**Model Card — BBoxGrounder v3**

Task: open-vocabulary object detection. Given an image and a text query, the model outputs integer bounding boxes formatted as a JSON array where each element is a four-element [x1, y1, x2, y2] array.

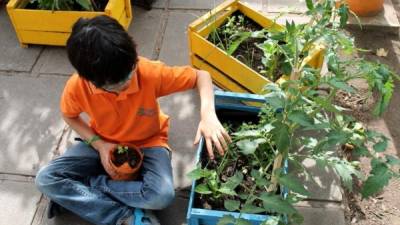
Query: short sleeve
[[60, 75, 82, 117], [154, 61, 197, 97]]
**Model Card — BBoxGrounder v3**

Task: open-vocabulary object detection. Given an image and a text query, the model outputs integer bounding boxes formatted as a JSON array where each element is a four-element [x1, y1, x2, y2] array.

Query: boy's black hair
[[67, 15, 138, 87]]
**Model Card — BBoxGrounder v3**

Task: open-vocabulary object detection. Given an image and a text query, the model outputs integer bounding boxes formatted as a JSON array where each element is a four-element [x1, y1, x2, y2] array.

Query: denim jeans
[[35, 142, 175, 225]]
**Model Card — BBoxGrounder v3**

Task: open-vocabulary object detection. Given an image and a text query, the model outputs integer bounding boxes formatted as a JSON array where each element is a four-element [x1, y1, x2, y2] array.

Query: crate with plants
[[188, 0, 324, 94], [6, 0, 132, 47]]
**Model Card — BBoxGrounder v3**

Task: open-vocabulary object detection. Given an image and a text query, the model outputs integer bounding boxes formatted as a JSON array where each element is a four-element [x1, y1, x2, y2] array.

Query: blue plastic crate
[[186, 91, 288, 225]]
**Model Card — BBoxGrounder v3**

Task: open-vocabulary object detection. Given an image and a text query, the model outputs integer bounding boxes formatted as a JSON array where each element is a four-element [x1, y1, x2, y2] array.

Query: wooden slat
[[197, 5, 238, 37], [188, 0, 237, 31], [19, 30, 70, 46], [11, 9, 102, 32], [191, 32, 270, 93], [238, 1, 284, 32], [192, 55, 249, 93]]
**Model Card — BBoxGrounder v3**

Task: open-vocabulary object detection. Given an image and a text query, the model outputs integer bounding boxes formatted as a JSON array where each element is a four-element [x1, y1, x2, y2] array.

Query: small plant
[[113, 145, 138, 168], [208, 12, 292, 82], [27, 0, 108, 11], [117, 145, 129, 154], [189, 1, 400, 224]]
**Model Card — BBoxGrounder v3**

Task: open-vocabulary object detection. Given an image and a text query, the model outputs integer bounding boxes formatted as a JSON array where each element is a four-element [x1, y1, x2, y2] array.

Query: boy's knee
[[144, 180, 175, 210], [35, 166, 58, 194]]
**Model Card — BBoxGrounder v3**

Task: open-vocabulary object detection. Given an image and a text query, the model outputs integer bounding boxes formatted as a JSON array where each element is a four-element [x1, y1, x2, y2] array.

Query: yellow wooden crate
[[188, 0, 324, 94], [6, 0, 133, 47]]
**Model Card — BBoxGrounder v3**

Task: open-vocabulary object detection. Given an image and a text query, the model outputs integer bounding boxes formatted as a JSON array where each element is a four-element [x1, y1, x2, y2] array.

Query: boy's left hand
[[194, 113, 231, 160]]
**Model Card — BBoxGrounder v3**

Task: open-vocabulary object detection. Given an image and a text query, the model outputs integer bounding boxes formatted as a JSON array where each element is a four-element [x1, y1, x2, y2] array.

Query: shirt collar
[[88, 70, 140, 97]]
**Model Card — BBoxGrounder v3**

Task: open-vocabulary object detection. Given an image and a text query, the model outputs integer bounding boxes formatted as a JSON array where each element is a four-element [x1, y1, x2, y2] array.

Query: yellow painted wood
[[189, 0, 237, 31], [237, 2, 284, 32], [19, 30, 70, 46], [6, 0, 132, 47], [197, 6, 238, 37], [105, 0, 125, 19], [192, 55, 249, 93], [302, 44, 325, 69], [188, 0, 325, 94], [11, 10, 102, 32], [191, 31, 270, 93]]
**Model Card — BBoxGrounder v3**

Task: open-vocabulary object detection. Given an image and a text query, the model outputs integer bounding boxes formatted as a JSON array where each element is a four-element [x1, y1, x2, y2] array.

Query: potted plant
[[187, 0, 324, 94], [187, 91, 292, 225], [187, 1, 400, 224], [344, 0, 384, 17], [6, 0, 132, 47], [109, 144, 143, 181]]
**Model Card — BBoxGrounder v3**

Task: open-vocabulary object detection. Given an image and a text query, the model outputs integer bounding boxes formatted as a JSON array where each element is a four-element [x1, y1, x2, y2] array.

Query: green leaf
[[385, 155, 400, 166], [238, 193, 249, 200], [224, 200, 240, 211], [233, 130, 261, 137], [251, 169, 269, 187], [76, 0, 93, 10], [328, 78, 355, 93], [278, 174, 310, 196], [272, 123, 290, 152], [338, 4, 349, 28], [237, 218, 252, 225], [263, 123, 275, 132], [291, 213, 305, 224], [218, 186, 237, 196], [305, 0, 314, 10], [261, 217, 280, 225], [236, 139, 265, 155], [333, 161, 363, 191], [227, 32, 251, 55], [327, 131, 348, 146], [187, 167, 212, 180], [264, 86, 286, 110], [241, 204, 265, 214], [373, 140, 388, 152], [288, 110, 314, 127], [217, 215, 236, 225], [353, 146, 370, 157], [260, 194, 297, 215], [223, 171, 244, 190], [195, 184, 212, 194], [361, 162, 392, 198]]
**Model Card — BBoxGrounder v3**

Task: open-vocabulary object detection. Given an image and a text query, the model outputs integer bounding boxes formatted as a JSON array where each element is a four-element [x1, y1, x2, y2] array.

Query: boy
[[35, 15, 230, 225]]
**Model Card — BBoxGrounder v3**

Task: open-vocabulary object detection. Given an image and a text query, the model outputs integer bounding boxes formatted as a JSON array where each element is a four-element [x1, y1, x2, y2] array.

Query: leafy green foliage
[[259, 194, 297, 215], [361, 159, 393, 198], [30, 0, 94, 11], [277, 174, 310, 196]]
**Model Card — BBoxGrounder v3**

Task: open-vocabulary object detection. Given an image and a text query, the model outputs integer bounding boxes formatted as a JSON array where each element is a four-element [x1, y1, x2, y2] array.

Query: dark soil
[[24, 0, 108, 11], [112, 148, 140, 168], [337, 26, 400, 225], [207, 11, 285, 82]]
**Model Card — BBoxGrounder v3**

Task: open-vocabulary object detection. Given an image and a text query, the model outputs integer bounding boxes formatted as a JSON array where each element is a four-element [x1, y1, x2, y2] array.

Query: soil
[[334, 87, 376, 122], [337, 16, 400, 225], [24, 0, 108, 11], [112, 148, 140, 168], [207, 11, 285, 82]]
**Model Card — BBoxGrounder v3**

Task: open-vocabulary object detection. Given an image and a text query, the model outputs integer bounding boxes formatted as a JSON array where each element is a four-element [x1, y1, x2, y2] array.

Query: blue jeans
[[35, 142, 175, 225]]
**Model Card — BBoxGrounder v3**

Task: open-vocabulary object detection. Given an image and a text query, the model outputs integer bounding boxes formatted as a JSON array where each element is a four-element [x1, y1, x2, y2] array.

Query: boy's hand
[[92, 140, 118, 178], [194, 113, 231, 160]]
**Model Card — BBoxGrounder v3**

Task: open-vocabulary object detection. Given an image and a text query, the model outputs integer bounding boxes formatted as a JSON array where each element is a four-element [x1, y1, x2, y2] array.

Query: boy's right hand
[[92, 140, 118, 178]]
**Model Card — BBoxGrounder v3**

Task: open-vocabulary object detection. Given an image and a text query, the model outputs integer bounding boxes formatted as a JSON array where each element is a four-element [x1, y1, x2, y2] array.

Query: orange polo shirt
[[60, 56, 197, 149]]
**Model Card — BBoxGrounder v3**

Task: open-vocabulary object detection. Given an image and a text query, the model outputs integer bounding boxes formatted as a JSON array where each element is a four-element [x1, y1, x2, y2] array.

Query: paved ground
[[0, 0, 399, 225]]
